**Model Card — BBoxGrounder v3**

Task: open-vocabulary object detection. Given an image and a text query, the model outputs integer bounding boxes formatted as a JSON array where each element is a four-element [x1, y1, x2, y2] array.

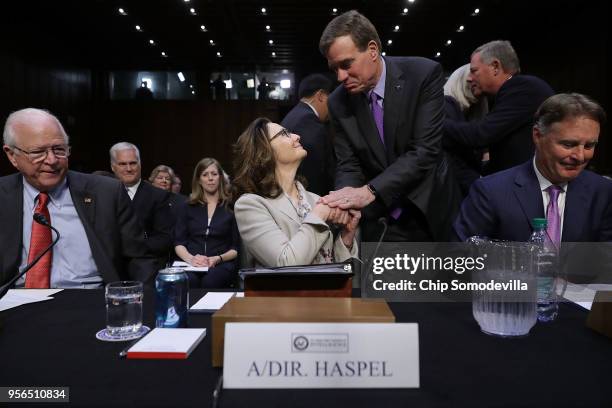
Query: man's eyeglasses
[[270, 128, 292, 141], [12, 145, 71, 163]]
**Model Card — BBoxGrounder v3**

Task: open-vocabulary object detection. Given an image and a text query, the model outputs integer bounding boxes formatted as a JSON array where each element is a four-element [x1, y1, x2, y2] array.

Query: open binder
[[239, 262, 354, 297]]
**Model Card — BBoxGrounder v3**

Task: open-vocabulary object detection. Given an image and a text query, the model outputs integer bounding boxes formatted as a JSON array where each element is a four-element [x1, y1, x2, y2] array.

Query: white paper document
[[127, 328, 207, 359], [171, 261, 209, 272], [0, 289, 63, 312], [564, 282, 612, 310], [190, 292, 236, 312]]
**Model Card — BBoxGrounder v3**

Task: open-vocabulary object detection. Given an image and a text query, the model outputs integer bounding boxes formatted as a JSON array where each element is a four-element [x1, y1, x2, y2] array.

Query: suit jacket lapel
[[513, 162, 544, 231], [348, 92, 387, 168], [563, 174, 589, 241], [273, 194, 301, 225], [382, 57, 406, 160], [67, 171, 97, 228]]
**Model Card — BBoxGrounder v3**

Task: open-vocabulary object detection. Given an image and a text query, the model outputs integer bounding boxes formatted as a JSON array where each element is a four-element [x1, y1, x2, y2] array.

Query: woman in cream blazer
[[233, 117, 360, 267]]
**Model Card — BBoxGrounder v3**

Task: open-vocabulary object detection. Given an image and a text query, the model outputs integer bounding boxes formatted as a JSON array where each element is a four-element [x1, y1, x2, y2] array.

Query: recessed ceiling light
[[135, 25, 142, 31], [268, 39, 274, 45], [118, 8, 127, 16], [189, 84, 194, 89], [216, 52, 222, 57], [265, 25, 271, 31], [190, 8, 196, 15], [332, 8, 338, 13], [394, 25, 400, 32], [387, 39, 393, 45], [184, 0, 190, 2], [200, 25, 207, 32], [435, 52, 441, 58], [409, 0, 415, 3], [191, 90, 195, 95], [271, 52, 276, 57], [149, 39, 155, 45], [457, 25, 465, 32], [402, 8, 408, 14], [209, 39, 215, 46], [446, 39, 452, 45], [161, 51, 167, 57], [261, 7, 266, 14], [472, 8, 480, 15]]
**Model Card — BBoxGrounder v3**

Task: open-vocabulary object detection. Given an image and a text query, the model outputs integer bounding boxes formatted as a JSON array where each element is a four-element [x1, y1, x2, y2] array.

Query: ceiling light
[[457, 25, 465, 32], [200, 25, 207, 32], [472, 8, 480, 16], [271, 52, 276, 57], [394, 25, 400, 32], [149, 39, 155, 45], [189, 84, 194, 89], [265, 25, 271, 31], [332, 8, 338, 13], [209, 39, 215, 46], [387, 39, 393, 45], [261, 7, 266, 14], [161, 51, 167, 57], [135, 25, 142, 31], [191, 90, 195, 95], [435, 52, 441, 58], [184, 0, 190, 2], [177, 72, 185, 82], [118, 8, 127, 16], [280, 79, 291, 89], [268, 39, 274, 45], [446, 39, 452, 45], [402, 8, 408, 14], [189, 8, 196, 15], [216, 52, 222, 57], [382, 52, 386, 56], [409, 0, 415, 3]]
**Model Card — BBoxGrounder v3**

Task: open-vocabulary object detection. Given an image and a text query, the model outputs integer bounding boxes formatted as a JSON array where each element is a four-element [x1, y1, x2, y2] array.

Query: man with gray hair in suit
[[0, 108, 150, 288]]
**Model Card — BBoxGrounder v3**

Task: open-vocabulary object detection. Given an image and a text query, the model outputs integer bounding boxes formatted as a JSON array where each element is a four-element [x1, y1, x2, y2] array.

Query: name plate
[[223, 323, 419, 388]]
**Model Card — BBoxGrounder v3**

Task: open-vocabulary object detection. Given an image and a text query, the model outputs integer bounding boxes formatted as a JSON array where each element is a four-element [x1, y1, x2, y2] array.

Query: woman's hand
[[311, 202, 331, 222], [191, 254, 209, 267], [327, 207, 350, 226], [340, 209, 361, 248]]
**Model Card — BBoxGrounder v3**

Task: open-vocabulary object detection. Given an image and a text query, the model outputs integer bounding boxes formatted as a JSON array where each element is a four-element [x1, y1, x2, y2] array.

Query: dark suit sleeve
[[114, 184, 154, 282], [371, 63, 444, 207], [173, 201, 189, 248], [452, 179, 498, 242], [444, 78, 545, 149], [331, 112, 367, 189], [144, 190, 174, 255], [230, 213, 240, 252]]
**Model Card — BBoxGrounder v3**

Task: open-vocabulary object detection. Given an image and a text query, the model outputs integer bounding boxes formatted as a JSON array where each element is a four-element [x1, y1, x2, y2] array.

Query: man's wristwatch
[[366, 183, 377, 197]]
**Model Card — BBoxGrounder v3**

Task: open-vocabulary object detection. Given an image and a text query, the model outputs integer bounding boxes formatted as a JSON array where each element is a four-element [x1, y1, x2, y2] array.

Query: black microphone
[[0, 214, 61, 300], [363, 217, 389, 287]]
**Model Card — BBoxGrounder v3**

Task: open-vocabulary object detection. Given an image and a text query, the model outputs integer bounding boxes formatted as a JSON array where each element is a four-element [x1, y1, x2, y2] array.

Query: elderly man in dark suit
[[318, 10, 459, 241], [453, 93, 611, 243], [281, 74, 336, 197], [0, 108, 150, 288], [444, 40, 554, 175], [110, 142, 174, 271]]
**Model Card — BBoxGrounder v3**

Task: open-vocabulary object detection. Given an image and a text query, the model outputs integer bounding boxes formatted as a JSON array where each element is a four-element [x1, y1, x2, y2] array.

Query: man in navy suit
[[281, 74, 335, 197], [318, 10, 460, 241], [444, 40, 554, 175], [453, 93, 611, 243], [110, 142, 174, 271]]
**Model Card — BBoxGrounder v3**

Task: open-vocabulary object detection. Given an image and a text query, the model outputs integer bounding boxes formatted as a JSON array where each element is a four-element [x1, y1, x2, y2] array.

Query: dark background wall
[[0, 1, 609, 184]]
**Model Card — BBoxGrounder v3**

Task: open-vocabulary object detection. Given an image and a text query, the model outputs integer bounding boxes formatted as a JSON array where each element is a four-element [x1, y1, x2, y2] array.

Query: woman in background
[[174, 158, 238, 288], [232, 117, 359, 267], [443, 63, 490, 195], [149, 165, 175, 191]]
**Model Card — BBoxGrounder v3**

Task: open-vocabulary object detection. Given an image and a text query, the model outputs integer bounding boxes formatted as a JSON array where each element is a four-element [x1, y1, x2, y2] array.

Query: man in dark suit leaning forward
[[281, 74, 336, 197], [318, 10, 459, 241], [453, 93, 611, 243], [0, 108, 150, 288]]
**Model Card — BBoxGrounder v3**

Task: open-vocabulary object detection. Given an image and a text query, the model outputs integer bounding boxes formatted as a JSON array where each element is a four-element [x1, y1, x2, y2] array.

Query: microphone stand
[[363, 217, 389, 288]]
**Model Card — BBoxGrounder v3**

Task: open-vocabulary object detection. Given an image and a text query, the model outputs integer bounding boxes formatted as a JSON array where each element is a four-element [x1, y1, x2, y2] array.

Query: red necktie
[[25, 193, 52, 288]]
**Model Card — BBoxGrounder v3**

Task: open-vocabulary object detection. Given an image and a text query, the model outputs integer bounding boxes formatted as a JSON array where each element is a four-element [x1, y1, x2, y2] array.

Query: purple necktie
[[369, 91, 385, 146], [546, 185, 562, 245]]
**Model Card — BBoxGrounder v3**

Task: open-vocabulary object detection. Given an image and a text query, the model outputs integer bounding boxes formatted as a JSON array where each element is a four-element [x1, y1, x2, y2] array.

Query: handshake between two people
[[312, 185, 377, 249]]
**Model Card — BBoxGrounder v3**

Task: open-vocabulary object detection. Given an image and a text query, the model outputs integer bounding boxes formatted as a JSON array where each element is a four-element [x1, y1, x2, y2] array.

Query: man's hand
[[320, 186, 375, 210], [191, 254, 209, 267]]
